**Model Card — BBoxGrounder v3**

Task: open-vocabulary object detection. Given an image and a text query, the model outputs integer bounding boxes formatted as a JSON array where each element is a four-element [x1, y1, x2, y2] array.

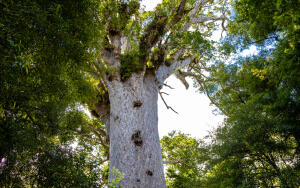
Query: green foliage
[[108, 167, 125, 188], [0, 0, 106, 186], [161, 131, 210, 187], [228, 0, 300, 47], [98, 0, 140, 33], [162, 0, 299, 187], [170, 31, 213, 54], [197, 0, 300, 186], [120, 50, 144, 80]]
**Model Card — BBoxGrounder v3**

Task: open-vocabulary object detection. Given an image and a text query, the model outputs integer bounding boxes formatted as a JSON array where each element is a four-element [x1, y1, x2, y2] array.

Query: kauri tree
[[91, 0, 229, 186]]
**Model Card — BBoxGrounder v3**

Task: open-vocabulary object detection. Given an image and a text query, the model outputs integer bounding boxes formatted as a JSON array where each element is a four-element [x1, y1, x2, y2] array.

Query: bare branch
[[175, 70, 189, 89], [163, 160, 181, 164], [88, 123, 109, 149], [160, 92, 170, 95], [163, 83, 175, 89], [159, 92, 178, 114]]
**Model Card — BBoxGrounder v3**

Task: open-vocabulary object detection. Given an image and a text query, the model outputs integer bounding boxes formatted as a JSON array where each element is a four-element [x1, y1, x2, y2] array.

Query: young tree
[[91, 0, 228, 186]]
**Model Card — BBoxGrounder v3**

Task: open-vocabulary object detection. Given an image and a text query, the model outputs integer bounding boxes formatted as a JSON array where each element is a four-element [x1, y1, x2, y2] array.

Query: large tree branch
[[139, 0, 190, 64], [175, 70, 190, 89], [190, 16, 226, 24], [155, 54, 194, 88], [100, 35, 121, 69], [170, 0, 187, 26], [181, 0, 211, 31]]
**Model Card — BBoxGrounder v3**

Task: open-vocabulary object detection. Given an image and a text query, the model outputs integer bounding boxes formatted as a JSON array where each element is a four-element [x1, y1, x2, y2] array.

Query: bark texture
[[107, 73, 166, 187]]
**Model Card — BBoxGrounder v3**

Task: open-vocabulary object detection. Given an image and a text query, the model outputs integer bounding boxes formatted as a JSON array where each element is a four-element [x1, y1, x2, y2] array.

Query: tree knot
[[133, 100, 142, 108], [146, 170, 153, 176], [131, 130, 143, 146]]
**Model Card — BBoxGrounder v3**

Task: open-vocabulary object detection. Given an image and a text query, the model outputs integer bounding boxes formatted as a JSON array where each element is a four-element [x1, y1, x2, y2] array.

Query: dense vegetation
[[1, 0, 299, 187], [0, 0, 109, 186], [162, 0, 300, 187]]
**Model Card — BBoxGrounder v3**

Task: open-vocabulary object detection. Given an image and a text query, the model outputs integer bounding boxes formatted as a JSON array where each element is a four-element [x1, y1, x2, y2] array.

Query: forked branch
[[156, 55, 194, 87], [159, 92, 178, 114]]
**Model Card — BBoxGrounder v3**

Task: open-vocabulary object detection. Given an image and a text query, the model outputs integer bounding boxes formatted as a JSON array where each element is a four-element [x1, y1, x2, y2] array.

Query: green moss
[[139, 14, 168, 62], [148, 47, 166, 70], [120, 51, 143, 81], [165, 59, 172, 66]]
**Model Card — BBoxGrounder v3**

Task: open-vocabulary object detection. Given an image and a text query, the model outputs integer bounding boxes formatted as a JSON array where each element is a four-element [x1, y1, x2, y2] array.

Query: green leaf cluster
[[0, 0, 107, 186], [163, 0, 299, 187]]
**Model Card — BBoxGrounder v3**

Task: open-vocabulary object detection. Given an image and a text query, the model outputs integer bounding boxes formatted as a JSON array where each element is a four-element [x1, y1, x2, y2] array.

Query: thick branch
[[156, 55, 193, 87], [170, 0, 187, 26], [139, 15, 168, 63], [181, 0, 211, 31], [175, 70, 189, 89], [100, 49, 115, 66], [190, 16, 226, 24], [139, 0, 190, 64]]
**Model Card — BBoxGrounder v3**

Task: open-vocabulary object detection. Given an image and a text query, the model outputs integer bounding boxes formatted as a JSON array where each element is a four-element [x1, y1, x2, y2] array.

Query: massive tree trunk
[[95, 2, 217, 186], [107, 73, 166, 187]]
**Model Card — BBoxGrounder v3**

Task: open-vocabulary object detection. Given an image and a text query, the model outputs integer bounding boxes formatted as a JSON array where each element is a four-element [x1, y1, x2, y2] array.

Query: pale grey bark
[[107, 73, 166, 188], [181, 0, 211, 31], [190, 16, 226, 24], [99, 1, 223, 186], [156, 56, 193, 87]]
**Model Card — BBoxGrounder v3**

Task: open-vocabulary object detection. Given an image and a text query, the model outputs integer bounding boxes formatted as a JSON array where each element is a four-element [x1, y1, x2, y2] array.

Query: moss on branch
[[139, 14, 168, 63], [120, 51, 143, 81]]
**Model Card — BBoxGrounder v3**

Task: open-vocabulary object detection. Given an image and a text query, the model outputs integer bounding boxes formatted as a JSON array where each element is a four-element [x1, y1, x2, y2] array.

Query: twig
[[163, 83, 175, 89], [159, 92, 179, 114], [160, 92, 170, 95]]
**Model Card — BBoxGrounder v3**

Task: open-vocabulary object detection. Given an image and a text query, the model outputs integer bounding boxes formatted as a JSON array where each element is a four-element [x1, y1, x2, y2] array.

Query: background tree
[[203, 0, 300, 185], [0, 0, 109, 186], [161, 131, 211, 187], [161, 0, 299, 187]]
